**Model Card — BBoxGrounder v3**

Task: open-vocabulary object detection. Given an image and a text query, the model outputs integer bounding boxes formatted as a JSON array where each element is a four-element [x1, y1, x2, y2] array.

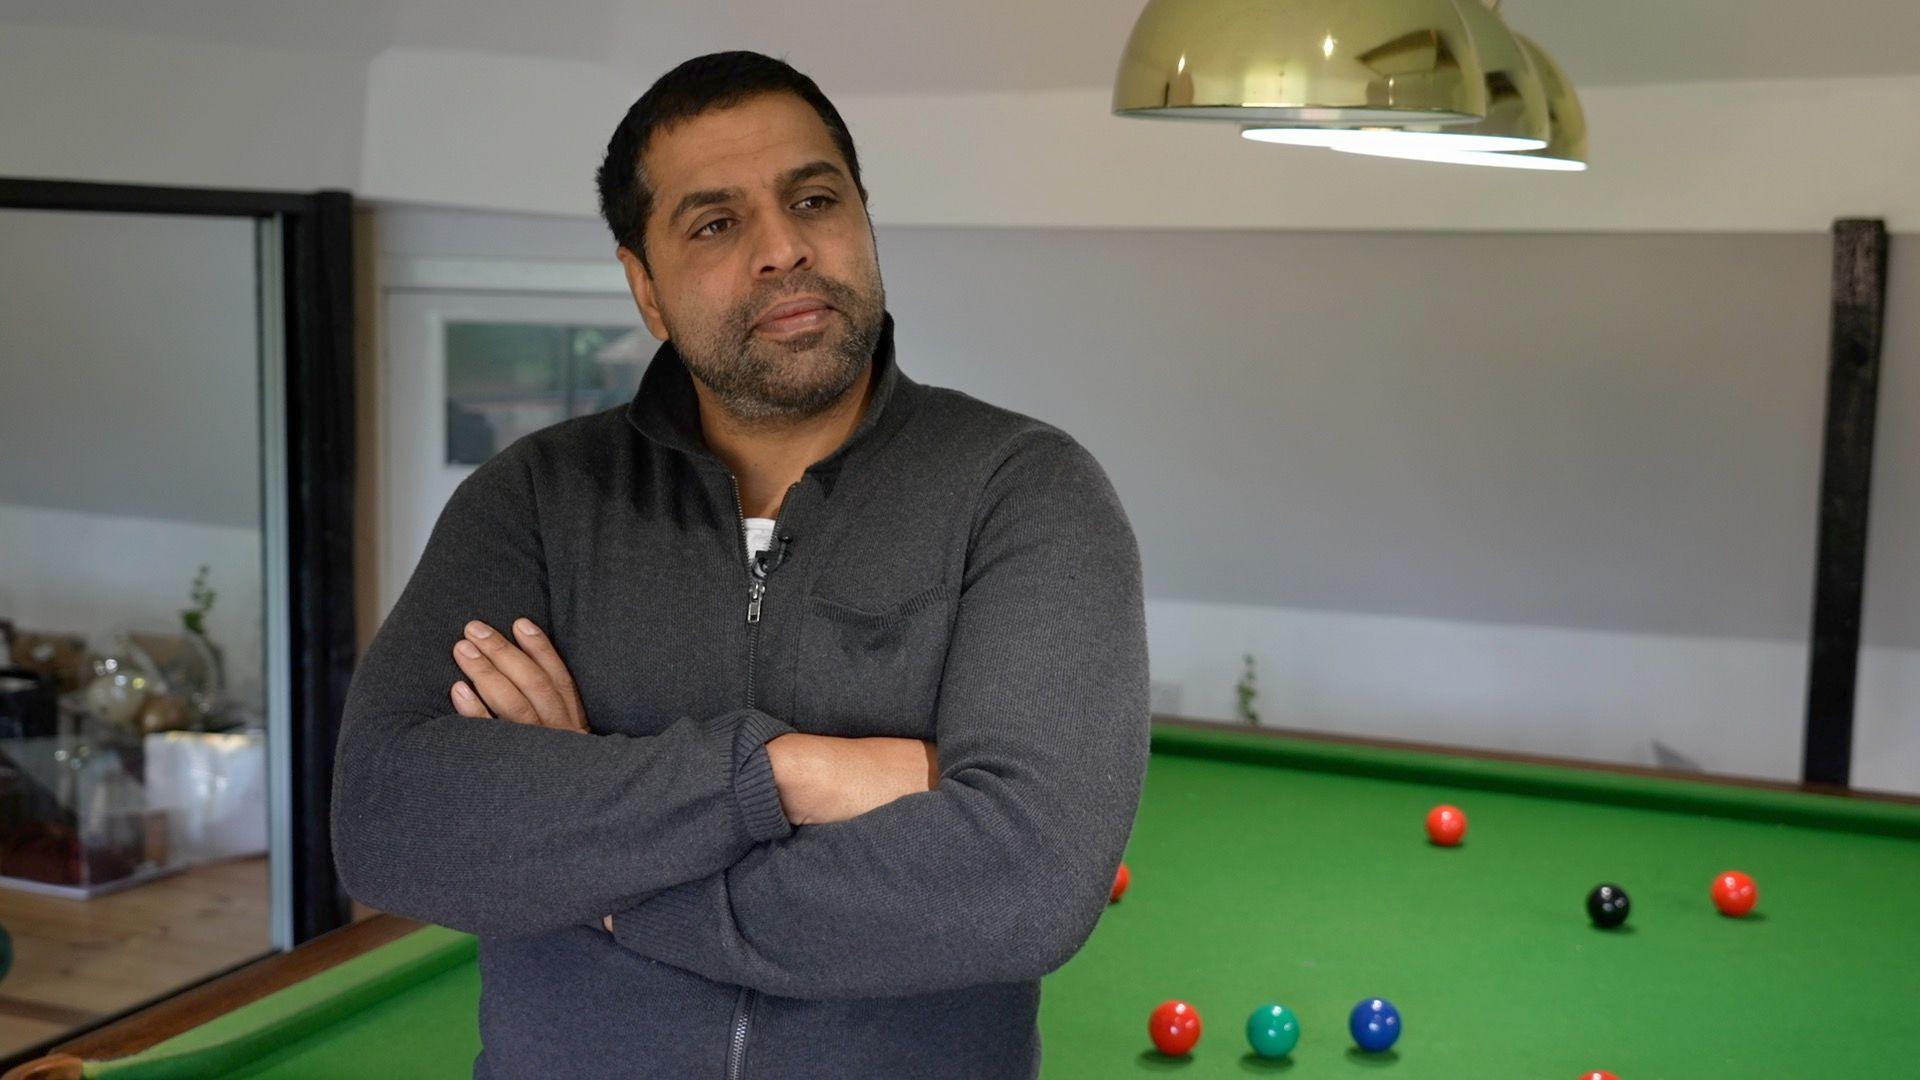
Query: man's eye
[[693, 197, 832, 239]]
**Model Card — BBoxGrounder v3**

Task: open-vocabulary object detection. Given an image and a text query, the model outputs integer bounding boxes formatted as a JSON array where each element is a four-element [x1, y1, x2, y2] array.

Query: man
[[331, 50, 1149, 1079]]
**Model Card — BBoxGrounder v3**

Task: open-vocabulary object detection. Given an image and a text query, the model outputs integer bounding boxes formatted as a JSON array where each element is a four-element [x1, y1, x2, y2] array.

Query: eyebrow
[[665, 160, 849, 231]]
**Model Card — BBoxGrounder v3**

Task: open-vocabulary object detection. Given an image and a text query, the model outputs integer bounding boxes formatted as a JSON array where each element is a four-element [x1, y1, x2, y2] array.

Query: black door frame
[[0, 176, 357, 944]]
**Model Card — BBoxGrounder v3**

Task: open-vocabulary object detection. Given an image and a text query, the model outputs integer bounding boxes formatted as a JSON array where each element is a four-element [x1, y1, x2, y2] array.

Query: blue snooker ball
[[1245, 1003, 1300, 1059], [1349, 997, 1401, 1053]]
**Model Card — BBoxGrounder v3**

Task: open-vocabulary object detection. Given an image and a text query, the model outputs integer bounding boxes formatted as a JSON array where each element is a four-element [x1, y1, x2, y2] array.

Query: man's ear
[[615, 245, 668, 341]]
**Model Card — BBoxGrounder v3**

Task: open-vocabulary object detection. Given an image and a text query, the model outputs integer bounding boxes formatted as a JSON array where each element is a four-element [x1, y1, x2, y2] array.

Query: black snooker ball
[[1587, 883, 1631, 929]]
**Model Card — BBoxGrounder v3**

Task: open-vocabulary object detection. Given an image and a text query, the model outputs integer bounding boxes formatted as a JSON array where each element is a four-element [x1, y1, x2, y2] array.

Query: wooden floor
[[0, 855, 283, 1061]]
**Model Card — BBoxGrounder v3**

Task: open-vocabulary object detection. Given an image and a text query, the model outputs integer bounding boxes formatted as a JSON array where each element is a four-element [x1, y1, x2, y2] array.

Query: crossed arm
[[333, 432, 1148, 999], [442, 614, 943, 932]]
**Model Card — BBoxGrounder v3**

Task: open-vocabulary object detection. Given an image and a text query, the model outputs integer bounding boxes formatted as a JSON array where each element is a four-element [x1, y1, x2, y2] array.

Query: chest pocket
[[794, 580, 953, 739]]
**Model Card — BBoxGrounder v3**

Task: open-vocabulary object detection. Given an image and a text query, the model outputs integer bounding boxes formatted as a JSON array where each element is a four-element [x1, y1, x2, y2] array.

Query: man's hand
[[766, 734, 940, 826], [449, 618, 588, 734]]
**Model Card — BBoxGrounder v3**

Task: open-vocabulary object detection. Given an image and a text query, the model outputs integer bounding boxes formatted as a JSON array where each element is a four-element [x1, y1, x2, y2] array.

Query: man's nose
[[753, 210, 814, 276]]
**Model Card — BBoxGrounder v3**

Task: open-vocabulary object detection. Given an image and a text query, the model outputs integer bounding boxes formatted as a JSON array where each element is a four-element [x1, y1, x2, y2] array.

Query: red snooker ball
[[1426, 804, 1468, 846], [1712, 870, 1758, 917], [1148, 999, 1202, 1056], [1110, 862, 1131, 903], [1580, 1072, 1622, 1080]]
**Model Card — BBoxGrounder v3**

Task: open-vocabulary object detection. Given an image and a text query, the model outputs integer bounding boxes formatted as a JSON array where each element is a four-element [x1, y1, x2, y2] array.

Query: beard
[[666, 262, 886, 426]]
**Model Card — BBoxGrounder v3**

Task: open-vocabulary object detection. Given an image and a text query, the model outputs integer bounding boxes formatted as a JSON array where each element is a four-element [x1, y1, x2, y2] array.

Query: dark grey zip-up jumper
[[330, 310, 1150, 1079]]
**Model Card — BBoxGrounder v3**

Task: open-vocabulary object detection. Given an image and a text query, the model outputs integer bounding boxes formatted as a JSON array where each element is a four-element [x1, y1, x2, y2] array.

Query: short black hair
[[595, 51, 869, 276]]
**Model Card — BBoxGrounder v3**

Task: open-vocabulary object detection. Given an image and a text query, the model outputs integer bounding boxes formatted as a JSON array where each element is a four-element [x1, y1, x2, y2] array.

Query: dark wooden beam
[[1803, 219, 1889, 785]]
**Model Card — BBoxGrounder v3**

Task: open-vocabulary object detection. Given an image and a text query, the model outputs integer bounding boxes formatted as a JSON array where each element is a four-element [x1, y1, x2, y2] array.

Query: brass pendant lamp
[[1333, 33, 1588, 169], [1112, 0, 1492, 127], [1240, 0, 1548, 154]]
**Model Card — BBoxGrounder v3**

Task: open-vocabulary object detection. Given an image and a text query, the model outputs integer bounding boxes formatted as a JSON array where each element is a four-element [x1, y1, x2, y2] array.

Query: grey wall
[[370, 203, 1917, 651], [887, 227, 1862, 645], [1865, 237, 1919, 650]]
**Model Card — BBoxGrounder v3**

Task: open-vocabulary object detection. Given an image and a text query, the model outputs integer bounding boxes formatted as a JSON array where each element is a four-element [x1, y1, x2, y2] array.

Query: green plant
[[1235, 652, 1260, 726], [181, 564, 217, 636]]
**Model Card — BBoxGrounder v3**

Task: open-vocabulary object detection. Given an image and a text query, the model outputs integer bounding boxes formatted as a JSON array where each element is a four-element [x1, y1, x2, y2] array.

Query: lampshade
[[1238, 0, 1547, 155], [1333, 33, 1588, 170], [1113, 0, 1490, 127]]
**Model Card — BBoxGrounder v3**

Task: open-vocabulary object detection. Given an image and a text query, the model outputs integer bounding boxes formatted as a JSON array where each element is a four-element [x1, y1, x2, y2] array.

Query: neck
[[694, 361, 877, 517]]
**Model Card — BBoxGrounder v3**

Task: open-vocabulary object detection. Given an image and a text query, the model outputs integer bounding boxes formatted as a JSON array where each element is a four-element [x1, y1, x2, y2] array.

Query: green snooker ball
[[1246, 1003, 1300, 1059]]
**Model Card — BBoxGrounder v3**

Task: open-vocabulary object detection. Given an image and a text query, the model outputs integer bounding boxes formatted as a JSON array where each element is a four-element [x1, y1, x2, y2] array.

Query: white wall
[[361, 51, 1920, 233], [836, 78, 1920, 235], [0, 22, 364, 191], [0, 505, 265, 709], [1144, 599, 1812, 775], [3, 25, 1918, 232]]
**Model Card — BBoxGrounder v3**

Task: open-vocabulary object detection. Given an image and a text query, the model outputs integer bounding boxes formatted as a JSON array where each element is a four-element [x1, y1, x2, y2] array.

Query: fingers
[[453, 628, 538, 724], [452, 619, 584, 732], [509, 618, 588, 732], [449, 680, 492, 718]]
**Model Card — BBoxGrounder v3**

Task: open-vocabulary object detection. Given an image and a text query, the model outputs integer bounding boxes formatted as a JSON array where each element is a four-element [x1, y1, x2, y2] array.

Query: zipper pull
[[747, 579, 765, 625]]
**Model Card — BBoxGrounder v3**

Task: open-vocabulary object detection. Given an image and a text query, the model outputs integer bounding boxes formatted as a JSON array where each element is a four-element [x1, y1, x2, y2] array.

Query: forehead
[[643, 93, 843, 205]]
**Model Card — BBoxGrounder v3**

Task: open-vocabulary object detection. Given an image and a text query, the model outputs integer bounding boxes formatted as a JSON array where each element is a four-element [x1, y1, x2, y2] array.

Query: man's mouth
[[754, 298, 835, 336]]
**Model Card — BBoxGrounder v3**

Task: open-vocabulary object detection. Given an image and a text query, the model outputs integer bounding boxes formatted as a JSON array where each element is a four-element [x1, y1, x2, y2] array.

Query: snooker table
[[7, 718, 1919, 1079]]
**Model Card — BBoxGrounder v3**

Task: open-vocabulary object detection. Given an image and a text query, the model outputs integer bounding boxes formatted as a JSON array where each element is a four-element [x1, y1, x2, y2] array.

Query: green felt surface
[[82, 724, 1920, 1078], [1038, 726, 1920, 1077], [87, 927, 478, 1078]]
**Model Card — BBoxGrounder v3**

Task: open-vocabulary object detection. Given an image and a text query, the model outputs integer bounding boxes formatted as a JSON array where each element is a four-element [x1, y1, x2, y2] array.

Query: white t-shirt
[[744, 517, 777, 568]]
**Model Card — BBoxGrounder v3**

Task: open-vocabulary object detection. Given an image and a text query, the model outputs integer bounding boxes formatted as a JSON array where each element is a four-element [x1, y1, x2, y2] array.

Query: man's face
[[617, 91, 885, 425]]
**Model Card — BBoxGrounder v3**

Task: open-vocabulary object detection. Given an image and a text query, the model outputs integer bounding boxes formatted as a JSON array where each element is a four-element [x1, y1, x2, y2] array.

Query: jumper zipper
[[731, 477, 798, 707], [725, 473, 799, 1080]]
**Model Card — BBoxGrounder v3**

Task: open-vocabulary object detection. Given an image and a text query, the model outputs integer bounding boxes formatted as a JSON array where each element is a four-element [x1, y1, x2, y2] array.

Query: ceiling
[[4, 0, 1918, 93]]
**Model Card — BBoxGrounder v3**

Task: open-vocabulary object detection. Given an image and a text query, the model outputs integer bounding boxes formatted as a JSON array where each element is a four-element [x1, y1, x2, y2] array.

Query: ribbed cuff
[[729, 708, 795, 843]]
